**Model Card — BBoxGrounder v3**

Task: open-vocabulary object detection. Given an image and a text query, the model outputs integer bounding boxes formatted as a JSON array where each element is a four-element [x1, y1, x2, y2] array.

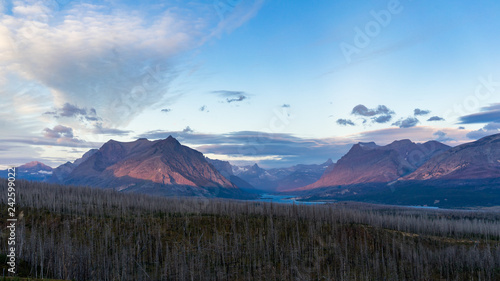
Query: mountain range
[[4, 133, 500, 205], [298, 139, 450, 190], [293, 134, 500, 207], [299, 133, 500, 191]]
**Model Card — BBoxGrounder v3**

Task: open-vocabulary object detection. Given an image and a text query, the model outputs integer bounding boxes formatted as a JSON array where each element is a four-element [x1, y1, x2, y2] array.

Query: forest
[[1, 180, 499, 280]]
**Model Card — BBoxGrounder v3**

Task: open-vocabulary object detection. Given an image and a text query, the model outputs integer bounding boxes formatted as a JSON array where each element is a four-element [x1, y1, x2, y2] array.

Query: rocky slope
[[50, 149, 98, 183], [404, 133, 500, 180]]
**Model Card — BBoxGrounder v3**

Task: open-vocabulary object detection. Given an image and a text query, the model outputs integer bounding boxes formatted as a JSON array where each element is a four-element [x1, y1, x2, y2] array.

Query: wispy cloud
[[227, 95, 247, 103], [336, 118, 355, 126], [211, 90, 246, 97], [92, 124, 132, 136], [45, 103, 100, 121], [211, 90, 249, 103]]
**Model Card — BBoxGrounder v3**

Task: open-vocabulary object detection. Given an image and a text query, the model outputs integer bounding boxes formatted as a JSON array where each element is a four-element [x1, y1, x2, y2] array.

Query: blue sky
[[2, 0, 500, 168]]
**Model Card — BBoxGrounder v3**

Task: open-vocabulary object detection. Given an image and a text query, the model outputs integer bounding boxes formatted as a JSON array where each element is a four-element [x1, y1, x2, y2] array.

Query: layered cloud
[[137, 126, 472, 168], [459, 103, 500, 139], [138, 129, 353, 167], [459, 103, 500, 124]]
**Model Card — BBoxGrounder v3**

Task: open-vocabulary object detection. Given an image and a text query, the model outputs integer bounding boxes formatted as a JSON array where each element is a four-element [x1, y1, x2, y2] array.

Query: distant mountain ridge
[[4, 161, 54, 182], [231, 159, 334, 191]]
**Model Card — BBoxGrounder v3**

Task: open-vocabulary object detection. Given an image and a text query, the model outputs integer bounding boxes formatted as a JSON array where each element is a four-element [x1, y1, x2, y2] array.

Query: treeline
[[0, 180, 499, 280]]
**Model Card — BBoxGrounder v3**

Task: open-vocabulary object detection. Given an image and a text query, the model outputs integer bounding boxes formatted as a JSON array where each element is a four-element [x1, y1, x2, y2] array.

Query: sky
[[2, 0, 500, 169]]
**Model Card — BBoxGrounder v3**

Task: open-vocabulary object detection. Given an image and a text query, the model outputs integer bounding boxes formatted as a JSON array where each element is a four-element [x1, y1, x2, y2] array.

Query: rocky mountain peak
[[62, 136, 242, 197]]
